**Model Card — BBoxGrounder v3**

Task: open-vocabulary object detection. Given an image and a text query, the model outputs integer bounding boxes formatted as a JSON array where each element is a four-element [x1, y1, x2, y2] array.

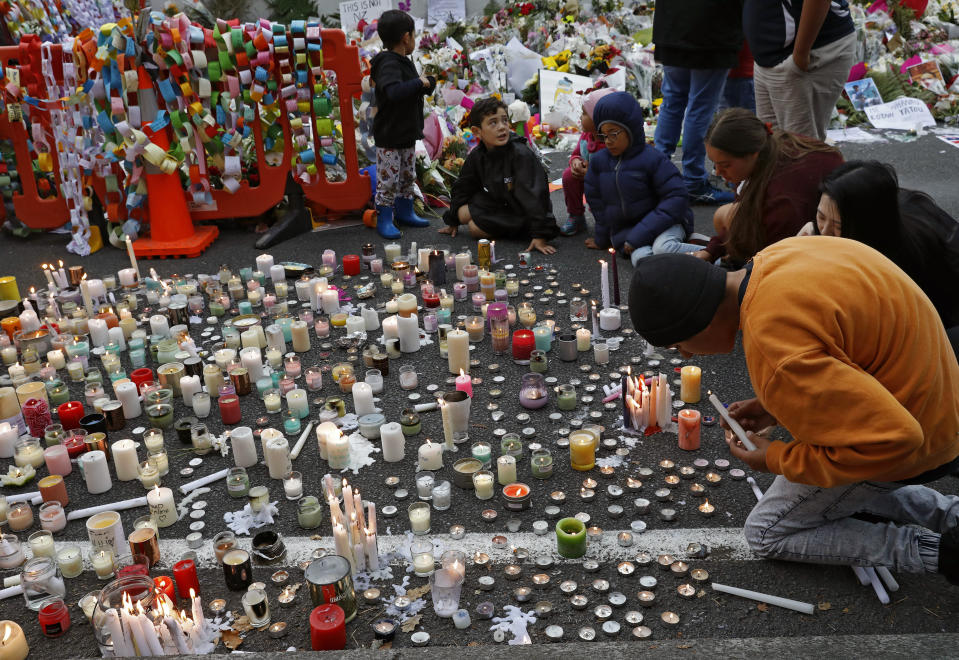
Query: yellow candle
[[330, 313, 348, 327], [570, 431, 596, 471], [0, 620, 29, 660], [680, 366, 701, 403]]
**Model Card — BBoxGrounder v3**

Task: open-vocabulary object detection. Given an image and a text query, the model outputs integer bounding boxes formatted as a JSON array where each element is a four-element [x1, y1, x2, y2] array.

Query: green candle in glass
[[297, 496, 323, 529], [501, 433, 523, 458], [146, 403, 174, 429], [556, 518, 587, 559], [227, 467, 250, 498], [556, 384, 577, 411], [400, 409, 421, 436], [530, 350, 548, 373], [48, 382, 71, 406], [471, 441, 492, 468], [283, 410, 301, 434], [531, 448, 553, 479]]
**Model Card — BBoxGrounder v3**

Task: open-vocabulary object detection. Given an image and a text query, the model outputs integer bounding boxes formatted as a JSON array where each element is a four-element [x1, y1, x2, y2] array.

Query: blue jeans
[[654, 66, 730, 189], [744, 475, 958, 572], [630, 224, 700, 265]]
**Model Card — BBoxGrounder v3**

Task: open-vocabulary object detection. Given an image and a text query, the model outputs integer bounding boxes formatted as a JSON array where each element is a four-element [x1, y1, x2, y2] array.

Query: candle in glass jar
[[497, 455, 517, 485]]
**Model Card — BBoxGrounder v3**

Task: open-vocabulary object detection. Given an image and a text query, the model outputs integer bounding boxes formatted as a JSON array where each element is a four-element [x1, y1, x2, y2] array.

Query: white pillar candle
[[214, 348, 236, 369], [326, 432, 350, 469], [88, 319, 109, 348], [291, 321, 311, 352], [286, 389, 309, 418], [147, 485, 177, 527], [351, 382, 375, 417], [231, 426, 257, 468], [118, 268, 137, 287], [239, 347, 264, 382], [361, 306, 379, 331], [447, 329, 469, 374], [179, 375, 202, 407], [240, 329, 260, 350], [107, 326, 127, 350], [256, 254, 275, 273], [80, 450, 112, 494], [598, 307, 621, 331], [111, 439, 140, 481], [418, 441, 443, 471], [380, 422, 405, 463], [315, 421, 339, 461], [47, 350, 66, 370], [381, 315, 399, 339], [417, 248, 431, 273], [265, 435, 291, 479], [497, 455, 517, 485], [0, 423, 18, 458], [149, 314, 170, 337], [269, 264, 286, 285], [397, 314, 420, 353], [321, 289, 339, 314], [114, 381, 141, 419], [345, 315, 365, 336], [19, 308, 40, 333], [455, 252, 470, 280]]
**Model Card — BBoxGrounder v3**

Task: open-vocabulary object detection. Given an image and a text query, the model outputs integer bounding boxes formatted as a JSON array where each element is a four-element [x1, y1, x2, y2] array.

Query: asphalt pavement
[[0, 130, 957, 657]]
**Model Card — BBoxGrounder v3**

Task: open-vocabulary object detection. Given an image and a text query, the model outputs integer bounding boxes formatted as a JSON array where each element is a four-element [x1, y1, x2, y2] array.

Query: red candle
[[130, 368, 155, 393], [310, 604, 346, 651], [57, 401, 85, 430], [342, 255, 361, 276], [219, 394, 241, 424], [173, 559, 200, 598], [63, 433, 87, 458], [511, 330, 535, 362], [422, 291, 440, 308], [678, 408, 701, 451], [154, 575, 176, 601], [38, 598, 71, 637]]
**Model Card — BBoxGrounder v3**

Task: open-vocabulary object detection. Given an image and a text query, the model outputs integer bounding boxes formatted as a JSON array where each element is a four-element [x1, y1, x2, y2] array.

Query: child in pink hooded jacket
[[560, 88, 617, 236]]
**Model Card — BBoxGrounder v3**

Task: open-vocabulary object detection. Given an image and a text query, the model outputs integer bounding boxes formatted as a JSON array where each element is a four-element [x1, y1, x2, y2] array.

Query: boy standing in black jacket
[[439, 98, 558, 255], [370, 10, 437, 239]]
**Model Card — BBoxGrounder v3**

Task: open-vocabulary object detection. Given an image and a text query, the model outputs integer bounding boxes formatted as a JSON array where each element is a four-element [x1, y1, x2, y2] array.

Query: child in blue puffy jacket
[[584, 91, 697, 265]]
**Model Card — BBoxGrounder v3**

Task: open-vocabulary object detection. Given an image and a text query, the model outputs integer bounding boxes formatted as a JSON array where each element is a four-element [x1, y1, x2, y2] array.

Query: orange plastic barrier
[[0, 27, 370, 253]]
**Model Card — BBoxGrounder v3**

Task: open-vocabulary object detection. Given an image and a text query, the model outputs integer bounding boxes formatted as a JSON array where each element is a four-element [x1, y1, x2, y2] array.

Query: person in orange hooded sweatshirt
[[628, 235, 959, 581]]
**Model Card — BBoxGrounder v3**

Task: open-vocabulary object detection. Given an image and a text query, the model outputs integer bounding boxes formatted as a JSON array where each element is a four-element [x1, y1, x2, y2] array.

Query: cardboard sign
[[864, 97, 936, 130], [339, 0, 391, 33], [428, 0, 465, 24]]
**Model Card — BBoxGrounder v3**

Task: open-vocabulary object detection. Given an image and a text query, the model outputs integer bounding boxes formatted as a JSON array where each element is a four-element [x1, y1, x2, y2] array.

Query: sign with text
[[864, 97, 936, 130], [428, 0, 466, 24], [339, 0, 391, 33]]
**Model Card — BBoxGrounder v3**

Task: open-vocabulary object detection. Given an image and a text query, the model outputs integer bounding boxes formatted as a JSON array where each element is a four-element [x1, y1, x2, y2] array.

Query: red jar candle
[[63, 433, 87, 458], [154, 575, 176, 601], [219, 394, 241, 424], [422, 291, 440, 308], [310, 604, 346, 651], [511, 330, 535, 362], [173, 559, 200, 598], [57, 401, 85, 430], [342, 255, 361, 276], [130, 368, 155, 393], [38, 597, 71, 637]]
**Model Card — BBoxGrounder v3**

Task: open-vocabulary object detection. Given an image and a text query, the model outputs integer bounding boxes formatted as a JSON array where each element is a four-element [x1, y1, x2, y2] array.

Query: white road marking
[[77, 526, 753, 570]]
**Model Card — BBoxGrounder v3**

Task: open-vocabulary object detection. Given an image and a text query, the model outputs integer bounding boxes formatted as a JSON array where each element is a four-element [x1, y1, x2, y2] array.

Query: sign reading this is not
[[339, 0, 392, 32]]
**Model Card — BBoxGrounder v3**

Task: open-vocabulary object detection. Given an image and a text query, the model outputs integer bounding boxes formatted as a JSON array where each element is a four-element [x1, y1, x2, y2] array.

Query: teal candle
[[240, 267, 253, 282], [471, 441, 492, 467], [533, 325, 552, 351], [557, 384, 577, 411], [65, 340, 89, 359], [437, 308, 451, 325], [271, 371, 281, 387], [84, 369, 102, 384], [238, 301, 253, 315], [283, 411, 301, 434], [128, 337, 145, 351], [556, 518, 587, 558], [109, 370, 127, 383], [130, 349, 146, 368], [254, 271, 266, 287], [256, 377, 274, 397], [298, 496, 323, 529], [277, 317, 294, 342]]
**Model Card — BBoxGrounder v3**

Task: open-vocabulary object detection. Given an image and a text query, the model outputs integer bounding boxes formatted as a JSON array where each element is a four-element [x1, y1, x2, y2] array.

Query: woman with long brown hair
[[691, 108, 843, 267]]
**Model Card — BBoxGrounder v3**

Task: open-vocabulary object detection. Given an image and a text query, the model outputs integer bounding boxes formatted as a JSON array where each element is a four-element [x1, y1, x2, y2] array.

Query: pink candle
[[44, 444, 72, 476], [678, 409, 701, 451], [315, 318, 330, 337], [263, 294, 276, 310], [455, 370, 473, 397]]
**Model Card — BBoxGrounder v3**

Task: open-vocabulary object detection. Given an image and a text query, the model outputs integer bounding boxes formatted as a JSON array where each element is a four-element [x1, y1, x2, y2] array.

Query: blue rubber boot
[[376, 205, 401, 239], [394, 197, 431, 227]]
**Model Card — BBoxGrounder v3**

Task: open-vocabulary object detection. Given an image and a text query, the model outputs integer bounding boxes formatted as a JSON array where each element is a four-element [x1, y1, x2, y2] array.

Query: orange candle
[[1, 317, 20, 341], [678, 409, 701, 451], [96, 310, 119, 329], [503, 484, 529, 498]]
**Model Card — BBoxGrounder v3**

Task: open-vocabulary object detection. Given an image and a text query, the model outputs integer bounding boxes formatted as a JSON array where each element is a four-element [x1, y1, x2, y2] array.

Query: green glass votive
[[146, 403, 174, 428], [297, 496, 323, 529], [556, 518, 587, 559]]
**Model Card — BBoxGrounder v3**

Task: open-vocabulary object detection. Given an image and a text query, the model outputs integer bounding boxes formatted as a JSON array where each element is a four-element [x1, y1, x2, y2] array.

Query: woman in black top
[[816, 160, 959, 355]]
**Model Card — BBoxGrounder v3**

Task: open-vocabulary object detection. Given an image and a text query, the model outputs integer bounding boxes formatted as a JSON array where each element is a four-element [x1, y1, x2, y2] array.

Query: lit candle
[[147, 484, 177, 528], [418, 440, 443, 471], [680, 366, 702, 403], [497, 455, 517, 485]]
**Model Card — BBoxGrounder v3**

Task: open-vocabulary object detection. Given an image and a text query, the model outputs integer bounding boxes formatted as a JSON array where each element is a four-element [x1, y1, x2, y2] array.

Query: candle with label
[[147, 485, 177, 528]]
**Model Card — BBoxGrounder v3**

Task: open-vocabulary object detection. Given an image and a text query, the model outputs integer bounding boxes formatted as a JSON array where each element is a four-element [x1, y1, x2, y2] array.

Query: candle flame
[[2, 625, 12, 643], [189, 588, 196, 600], [599, 259, 605, 266], [152, 483, 161, 494], [58, 260, 64, 267]]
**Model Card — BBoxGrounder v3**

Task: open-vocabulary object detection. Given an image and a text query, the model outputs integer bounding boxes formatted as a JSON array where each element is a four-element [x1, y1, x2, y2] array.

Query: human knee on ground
[[743, 502, 782, 559]]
